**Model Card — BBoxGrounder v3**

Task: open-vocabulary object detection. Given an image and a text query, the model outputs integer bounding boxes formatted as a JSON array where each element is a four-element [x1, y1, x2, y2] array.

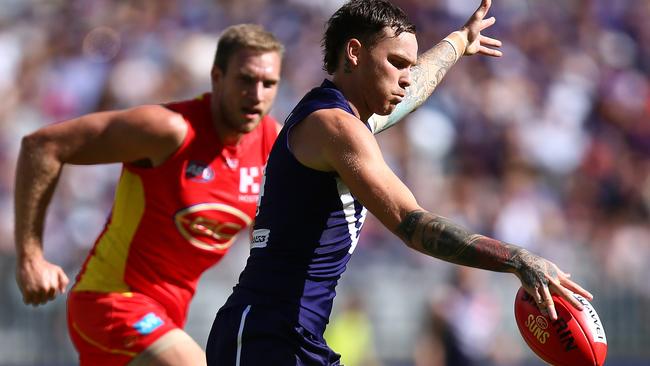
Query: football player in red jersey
[[15, 24, 283, 366], [15, 5, 506, 365]]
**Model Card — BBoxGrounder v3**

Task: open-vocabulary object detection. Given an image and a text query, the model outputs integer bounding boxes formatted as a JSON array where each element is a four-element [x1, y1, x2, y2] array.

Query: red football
[[514, 287, 607, 366]]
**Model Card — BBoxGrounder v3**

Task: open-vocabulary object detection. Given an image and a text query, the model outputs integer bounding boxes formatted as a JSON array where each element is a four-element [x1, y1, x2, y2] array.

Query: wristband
[[442, 31, 468, 62]]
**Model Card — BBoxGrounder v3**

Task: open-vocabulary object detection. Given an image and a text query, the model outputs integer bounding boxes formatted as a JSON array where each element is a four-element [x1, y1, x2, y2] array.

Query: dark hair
[[213, 24, 284, 72], [322, 0, 416, 74]]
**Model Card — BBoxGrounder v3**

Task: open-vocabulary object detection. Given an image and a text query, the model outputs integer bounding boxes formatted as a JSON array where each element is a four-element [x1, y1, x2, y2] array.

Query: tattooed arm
[[396, 210, 592, 319], [368, 0, 503, 134], [307, 110, 593, 319]]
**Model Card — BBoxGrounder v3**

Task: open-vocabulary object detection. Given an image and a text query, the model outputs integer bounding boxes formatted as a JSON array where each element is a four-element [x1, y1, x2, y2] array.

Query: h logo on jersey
[[240, 167, 260, 194]]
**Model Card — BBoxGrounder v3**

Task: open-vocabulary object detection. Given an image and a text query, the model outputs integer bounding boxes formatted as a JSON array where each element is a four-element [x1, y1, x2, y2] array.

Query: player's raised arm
[[369, 0, 502, 133], [14, 105, 187, 306]]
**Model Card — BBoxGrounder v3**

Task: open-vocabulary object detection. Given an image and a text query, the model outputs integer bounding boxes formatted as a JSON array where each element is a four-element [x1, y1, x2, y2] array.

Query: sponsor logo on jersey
[[133, 312, 164, 335], [175, 203, 252, 251], [251, 229, 270, 249], [185, 160, 215, 182], [240, 167, 260, 194], [238, 194, 258, 203], [239, 166, 262, 202]]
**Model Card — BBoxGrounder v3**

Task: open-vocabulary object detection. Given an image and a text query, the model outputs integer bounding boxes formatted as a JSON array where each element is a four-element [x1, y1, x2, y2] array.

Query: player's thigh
[[206, 304, 295, 365], [128, 328, 206, 366], [207, 304, 340, 366], [67, 291, 179, 366]]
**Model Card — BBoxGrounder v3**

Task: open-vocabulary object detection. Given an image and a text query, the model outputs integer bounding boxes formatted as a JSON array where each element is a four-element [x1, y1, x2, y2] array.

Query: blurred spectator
[[413, 267, 504, 366], [325, 293, 381, 366]]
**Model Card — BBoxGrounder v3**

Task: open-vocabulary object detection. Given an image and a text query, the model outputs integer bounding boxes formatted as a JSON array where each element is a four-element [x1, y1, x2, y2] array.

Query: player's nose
[[246, 82, 263, 103], [399, 69, 412, 89]]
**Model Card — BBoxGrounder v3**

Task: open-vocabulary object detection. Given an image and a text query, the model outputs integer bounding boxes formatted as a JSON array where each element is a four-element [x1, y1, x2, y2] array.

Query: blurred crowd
[[0, 0, 648, 365]]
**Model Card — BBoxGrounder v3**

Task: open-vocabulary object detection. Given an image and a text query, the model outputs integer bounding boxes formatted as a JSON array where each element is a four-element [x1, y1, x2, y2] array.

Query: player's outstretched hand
[[16, 255, 69, 306], [513, 249, 593, 320], [460, 0, 502, 57]]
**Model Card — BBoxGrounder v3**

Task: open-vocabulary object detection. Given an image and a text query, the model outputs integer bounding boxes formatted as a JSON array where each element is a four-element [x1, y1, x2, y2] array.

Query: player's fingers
[[480, 35, 501, 48], [470, 0, 490, 22], [23, 291, 35, 305], [529, 286, 543, 306], [45, 287, 57, 303], [38, 271, 54, 302], [28, 275, 48, 305], [559, 277, 593, 300], [478, 46, 503, 57], [21, 284, 39, 304], [553, 284, 585, 311], [58, 271, 70, 294], [540, 286, 557, 320], [479, 17, 496, 31], [31, 290, 46, 306], [478, 0, 491, 14]]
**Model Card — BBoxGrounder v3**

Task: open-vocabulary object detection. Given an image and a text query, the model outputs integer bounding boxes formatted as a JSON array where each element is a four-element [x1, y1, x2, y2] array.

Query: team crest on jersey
[[174, 203, 252, 251], [185, 160, 215, 182]]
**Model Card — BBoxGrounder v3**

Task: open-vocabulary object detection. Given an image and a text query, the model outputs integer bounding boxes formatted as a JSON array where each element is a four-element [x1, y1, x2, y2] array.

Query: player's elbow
[[20, 131, 60, 160]]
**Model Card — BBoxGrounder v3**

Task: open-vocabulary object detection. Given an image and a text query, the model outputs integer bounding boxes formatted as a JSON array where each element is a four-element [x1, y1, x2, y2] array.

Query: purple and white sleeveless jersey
[[222, 80, 368, 337]]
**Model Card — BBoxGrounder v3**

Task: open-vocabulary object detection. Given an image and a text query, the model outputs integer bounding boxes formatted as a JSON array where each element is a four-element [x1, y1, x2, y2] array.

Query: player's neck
[[210, 97, 244, 146], [215, 124, 244, 146], [213, 119, 243, 146], [330, 76, 368, 122]]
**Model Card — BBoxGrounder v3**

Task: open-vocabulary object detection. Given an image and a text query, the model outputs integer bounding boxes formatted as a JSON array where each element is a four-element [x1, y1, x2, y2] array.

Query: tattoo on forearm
[[396, 210, 521, 272], [385, 41, 457, 128], [397, 210, 564, 292], [409, 41, 456, 106]]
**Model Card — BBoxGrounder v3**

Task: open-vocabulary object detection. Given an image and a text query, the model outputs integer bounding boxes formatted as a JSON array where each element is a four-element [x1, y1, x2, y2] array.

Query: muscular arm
[[15, 105, 186, 305], [396, 210, 527, 273], [394, 210, 593, 320], [292, 110, 591, 320]]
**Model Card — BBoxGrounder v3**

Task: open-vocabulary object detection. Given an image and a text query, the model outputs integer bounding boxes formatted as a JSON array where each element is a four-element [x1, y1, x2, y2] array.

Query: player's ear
[[344, 38, 362, 67], [211, 66, 224, 84]]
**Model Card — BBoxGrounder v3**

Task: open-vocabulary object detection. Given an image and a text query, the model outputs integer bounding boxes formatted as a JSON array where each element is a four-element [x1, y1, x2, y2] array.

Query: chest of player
[[171, 154, 263, 251], [179, 153, 263, 210], [135, 139, 267, 251]]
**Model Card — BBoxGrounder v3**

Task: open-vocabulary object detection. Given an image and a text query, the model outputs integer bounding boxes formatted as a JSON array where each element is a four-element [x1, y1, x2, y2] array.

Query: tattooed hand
[[459, 0, 502, 57], [512, 248, 593, 320]]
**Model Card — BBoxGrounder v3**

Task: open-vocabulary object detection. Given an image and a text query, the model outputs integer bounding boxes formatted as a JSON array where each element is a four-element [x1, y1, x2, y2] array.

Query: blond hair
[[213, 24, 284, 71]]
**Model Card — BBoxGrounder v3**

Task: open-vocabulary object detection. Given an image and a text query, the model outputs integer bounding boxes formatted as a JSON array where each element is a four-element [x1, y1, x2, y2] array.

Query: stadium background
[[0, 0, 648, 365]]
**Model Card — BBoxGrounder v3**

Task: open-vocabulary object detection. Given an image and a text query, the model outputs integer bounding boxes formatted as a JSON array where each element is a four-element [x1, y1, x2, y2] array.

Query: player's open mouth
[[242, 107, 261, 119]]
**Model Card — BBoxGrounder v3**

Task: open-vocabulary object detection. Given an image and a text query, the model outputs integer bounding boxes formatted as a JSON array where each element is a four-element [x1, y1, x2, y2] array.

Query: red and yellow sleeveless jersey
[[71, 93, 278, 327]]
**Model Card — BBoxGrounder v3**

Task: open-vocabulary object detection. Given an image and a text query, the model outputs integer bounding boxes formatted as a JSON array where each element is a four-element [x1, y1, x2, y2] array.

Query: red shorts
[[67, 291, 179, 366]]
